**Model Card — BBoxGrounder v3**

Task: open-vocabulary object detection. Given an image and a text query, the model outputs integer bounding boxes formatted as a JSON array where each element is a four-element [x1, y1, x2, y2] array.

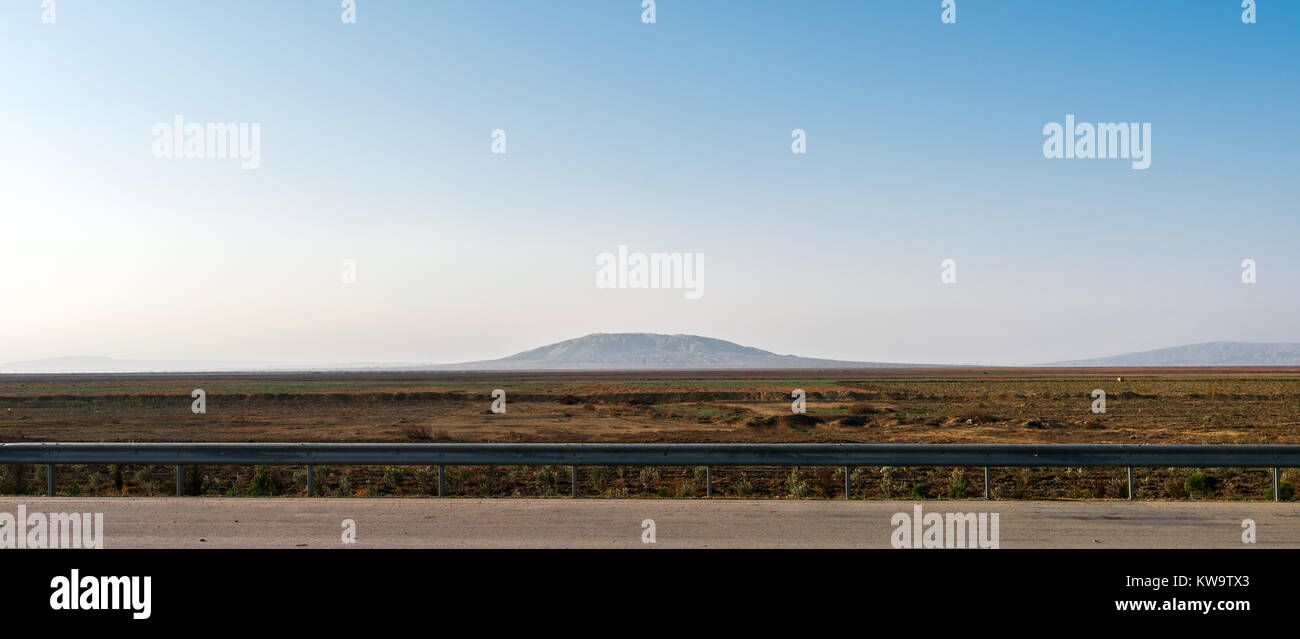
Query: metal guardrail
[[1, 442, 1296, 500]]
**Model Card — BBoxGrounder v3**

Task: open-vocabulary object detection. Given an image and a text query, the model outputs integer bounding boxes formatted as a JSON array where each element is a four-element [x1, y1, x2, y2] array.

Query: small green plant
[[384, 466, 404, 486], [1184, 472, 1218, 497], [639, 466, 660, 492], [250, 466, 274, 496], [588, 466, 609, 493], [1107, 475, 1127, 499], [947, 468, 968, 499], [1281, 481, 1295, 501], [476, 473, 501, 497], [880, 466, 897, 498], [533, 466, 557, 496], [677, 480, 697, 498], [911, 483, 932, 500], [733, 471, 753, 497], [785, 468, 810, 499], [1016, 468, 1033, 497]]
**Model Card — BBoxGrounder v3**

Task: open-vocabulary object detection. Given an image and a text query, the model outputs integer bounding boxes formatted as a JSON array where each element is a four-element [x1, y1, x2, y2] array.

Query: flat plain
[[2, 368, 1298, 500]]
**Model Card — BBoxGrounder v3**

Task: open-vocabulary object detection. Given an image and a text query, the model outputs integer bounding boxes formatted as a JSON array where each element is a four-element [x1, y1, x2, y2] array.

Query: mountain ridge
[[435, 333, 911, 370], [1044, 341, 1300, 367], [8, 337, 1300, 373]]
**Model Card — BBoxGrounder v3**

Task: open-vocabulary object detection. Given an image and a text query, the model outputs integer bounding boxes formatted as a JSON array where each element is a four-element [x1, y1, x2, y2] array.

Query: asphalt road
[[2, 498, 1296, 548]]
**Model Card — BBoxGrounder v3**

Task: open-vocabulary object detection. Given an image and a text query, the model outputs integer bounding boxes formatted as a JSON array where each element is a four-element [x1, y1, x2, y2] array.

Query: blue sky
[[1, 1, 1297, 366]]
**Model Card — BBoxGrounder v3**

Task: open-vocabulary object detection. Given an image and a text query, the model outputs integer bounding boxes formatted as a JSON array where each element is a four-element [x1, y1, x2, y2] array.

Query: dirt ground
[[2, 368, 1298, 500]]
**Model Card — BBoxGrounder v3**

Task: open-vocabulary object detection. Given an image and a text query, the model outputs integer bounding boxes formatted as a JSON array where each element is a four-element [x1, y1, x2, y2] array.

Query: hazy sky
[[2, 1, 1297, 366]]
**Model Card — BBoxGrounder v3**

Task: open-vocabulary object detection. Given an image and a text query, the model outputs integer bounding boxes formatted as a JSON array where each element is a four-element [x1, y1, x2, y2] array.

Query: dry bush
[[399, 424, 434, 441], [778, 414, 825, 428], [954, 406, 1001, 424]]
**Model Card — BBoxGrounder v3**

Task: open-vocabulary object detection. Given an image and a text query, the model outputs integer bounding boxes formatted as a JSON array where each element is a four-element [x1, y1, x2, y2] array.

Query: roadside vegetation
[[1, 370, 1298, 500]]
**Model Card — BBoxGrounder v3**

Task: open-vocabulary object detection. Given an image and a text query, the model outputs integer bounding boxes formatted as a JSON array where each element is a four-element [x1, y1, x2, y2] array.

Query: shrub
[[947, 469, 968, 499], [639, 467, 660, 492], [955, 407, 1000, 424], [384, 466, 405, 486], [250, 466, 281, 496], [184, 466, 204, 495], [677, 480, 697, 498], [880, 466, 897, 498], [1016, 468, 1033, 494], [398, 424, 433, 441], [1108, 474, 1128, 499], [1185, 472, 1219, 497], [785, 468, 810, 499], [733, 472, 753, 497], [1281, 481, 1296, 501], [847, 402, 881, 415], [911, 483, 932, 500], [533, 467, 557, 496], [588, 466, 609, 493]]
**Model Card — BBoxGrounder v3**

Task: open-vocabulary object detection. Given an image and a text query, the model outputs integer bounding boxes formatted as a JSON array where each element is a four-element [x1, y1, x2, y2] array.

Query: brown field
[[2, 368, 1298, 500]]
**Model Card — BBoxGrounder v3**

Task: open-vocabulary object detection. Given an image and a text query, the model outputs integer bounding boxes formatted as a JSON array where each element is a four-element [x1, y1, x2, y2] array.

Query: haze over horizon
[[8, 334, 1300, 373], [3, 2, 1298, 367]]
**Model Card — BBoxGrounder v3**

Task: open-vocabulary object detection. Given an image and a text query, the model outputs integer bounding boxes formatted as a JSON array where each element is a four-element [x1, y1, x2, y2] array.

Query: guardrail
[[2, 442, 1296, 500]]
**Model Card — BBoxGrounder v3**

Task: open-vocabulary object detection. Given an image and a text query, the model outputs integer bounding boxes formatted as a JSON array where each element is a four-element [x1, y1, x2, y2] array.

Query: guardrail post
[[1274, 468, 1280, 501], [984, 467, 991, 500], [176, 464, 184, 496], [306, 465, 314, 497], [1127, 467, 1134, 501], [437, 465, 445, 498], [844, 466, 851, 499], [571, 466, 578, 498], [47, 464, 55, 497], [706, 466, 713, 498]]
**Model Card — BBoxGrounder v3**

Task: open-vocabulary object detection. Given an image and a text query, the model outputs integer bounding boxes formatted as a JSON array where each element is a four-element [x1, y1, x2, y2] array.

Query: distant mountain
[[14, 337, 1297, 374], [0, 335, 910, 374], [431, 333, 910, 370], [1046, 342, 1300, 367]]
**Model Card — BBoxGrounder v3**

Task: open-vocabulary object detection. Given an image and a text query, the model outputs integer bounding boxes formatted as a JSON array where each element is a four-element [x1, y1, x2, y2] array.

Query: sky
[[1, 0, 1297, 367]]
